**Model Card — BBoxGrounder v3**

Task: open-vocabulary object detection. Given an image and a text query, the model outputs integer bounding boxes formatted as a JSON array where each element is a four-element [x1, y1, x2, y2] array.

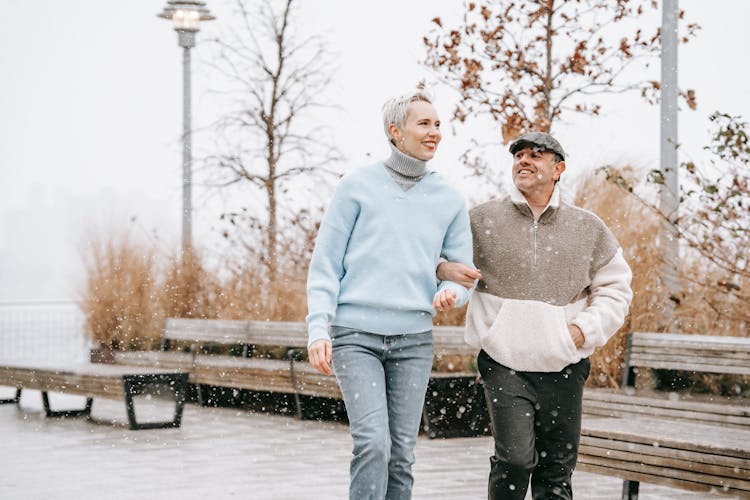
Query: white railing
[[0, 300, 89, 363]]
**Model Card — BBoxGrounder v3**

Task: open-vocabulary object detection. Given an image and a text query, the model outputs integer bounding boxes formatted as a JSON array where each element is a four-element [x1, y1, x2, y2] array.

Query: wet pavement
[[0, 390, 735, 499]]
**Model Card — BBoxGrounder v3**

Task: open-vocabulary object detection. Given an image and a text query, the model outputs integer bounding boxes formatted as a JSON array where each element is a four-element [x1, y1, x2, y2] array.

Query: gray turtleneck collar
[[384, 142, 428, 191]]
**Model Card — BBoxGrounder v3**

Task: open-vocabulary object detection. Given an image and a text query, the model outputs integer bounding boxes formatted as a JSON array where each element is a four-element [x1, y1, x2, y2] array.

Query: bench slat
[[631, 352, 750, 366], [0, 369, 125, 399], [585, 389, 750, 415], [0, 363, 184, 400], [582, 417, 750, 460], [579, 446, 749, 483], [165, 318, 251, 343], [580, 435, 748, 470], [433, 327, 476, 357], [0, 361, 183, 377], [631, 332, 750, 351], [114, 351, 194, 369], [583, 402, 750, 428], [628, 359, 750, 375], [245, 321, 307, 347], [631, 347, 750, 361], [576, 459, 750, 494], [194, 372, 293, 393], [193, 356, 295, 393], [584, 389, 750, 420], [577, 451, 750, 491], [292, 365, 343, 399]]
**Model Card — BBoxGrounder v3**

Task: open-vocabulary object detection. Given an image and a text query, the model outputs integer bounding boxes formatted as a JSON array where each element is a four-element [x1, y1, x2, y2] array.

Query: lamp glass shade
[[172, 9, 202, 31]]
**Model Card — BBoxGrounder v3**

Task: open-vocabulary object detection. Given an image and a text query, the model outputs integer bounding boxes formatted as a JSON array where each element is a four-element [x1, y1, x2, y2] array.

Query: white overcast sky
[[0, 0, 748, 301]]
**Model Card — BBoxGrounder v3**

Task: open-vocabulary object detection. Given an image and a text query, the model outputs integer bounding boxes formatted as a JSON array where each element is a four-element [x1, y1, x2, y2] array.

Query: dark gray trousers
[[478, 349, 590, 500]]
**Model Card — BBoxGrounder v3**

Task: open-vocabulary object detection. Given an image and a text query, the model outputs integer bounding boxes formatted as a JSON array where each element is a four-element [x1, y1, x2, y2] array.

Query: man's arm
[[571, 248, 633, 350], [437, 261, 482, 289]]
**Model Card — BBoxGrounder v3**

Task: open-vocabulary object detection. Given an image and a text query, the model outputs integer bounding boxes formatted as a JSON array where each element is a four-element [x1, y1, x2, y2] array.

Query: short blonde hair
[[381, 90, 434, 142]]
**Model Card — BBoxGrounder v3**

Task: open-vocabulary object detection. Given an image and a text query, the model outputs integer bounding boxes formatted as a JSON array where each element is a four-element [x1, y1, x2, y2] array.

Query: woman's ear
[[388, 123, 400, 144]]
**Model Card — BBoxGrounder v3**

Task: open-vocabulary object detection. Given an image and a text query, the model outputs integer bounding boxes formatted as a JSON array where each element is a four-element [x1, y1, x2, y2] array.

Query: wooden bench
[[578, 332, 750, 498], [0, 360, 189, 430], [114, 318, 483, 437]]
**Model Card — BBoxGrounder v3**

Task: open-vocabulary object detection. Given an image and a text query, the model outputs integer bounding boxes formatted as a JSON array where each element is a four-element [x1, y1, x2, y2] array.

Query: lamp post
[[158, 1, 215, 254]]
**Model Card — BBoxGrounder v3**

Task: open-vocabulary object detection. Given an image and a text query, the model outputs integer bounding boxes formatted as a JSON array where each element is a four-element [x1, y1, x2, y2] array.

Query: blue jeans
[[331, 327, 434, 500]]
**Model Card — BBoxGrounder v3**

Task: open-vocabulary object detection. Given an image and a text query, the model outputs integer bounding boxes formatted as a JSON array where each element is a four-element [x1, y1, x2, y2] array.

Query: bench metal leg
[[292, 392, 304, 420], [622, 480, 639, 500], [621, 333, 637, 388], [0, 388, 22, 404], [122, 373, 189, 430], [195, 384, 213, 407], [41, 392, 93, 418], [288, 351, 304, 420]]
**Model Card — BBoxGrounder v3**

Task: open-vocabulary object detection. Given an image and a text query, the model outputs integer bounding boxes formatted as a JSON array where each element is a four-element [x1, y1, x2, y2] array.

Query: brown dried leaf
[[619, 37, 632, 58], [682, 88, 697, 110]]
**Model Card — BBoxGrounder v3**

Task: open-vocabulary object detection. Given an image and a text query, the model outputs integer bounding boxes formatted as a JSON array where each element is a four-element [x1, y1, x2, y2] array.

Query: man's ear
[[554, 161, 566, 181]]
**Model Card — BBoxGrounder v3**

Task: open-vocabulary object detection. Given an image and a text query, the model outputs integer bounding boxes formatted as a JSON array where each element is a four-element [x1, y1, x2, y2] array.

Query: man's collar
[[509, 183, 561, 210]]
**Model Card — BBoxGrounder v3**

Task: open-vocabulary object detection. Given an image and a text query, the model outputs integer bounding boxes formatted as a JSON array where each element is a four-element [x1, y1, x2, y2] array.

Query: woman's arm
[[435, 203, 477, 308], [305, 179, 360, 348]]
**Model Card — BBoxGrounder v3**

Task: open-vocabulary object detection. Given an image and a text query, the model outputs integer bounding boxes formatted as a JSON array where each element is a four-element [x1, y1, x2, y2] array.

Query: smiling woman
[[304, 89, 476, 499]]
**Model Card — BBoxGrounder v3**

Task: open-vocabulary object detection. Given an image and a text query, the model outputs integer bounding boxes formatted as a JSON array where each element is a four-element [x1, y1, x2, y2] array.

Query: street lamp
[[158, 1, 215, 254]]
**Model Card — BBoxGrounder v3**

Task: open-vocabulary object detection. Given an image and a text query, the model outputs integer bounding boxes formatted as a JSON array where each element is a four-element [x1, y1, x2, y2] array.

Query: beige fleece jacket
[[464, 185, 633, 372]]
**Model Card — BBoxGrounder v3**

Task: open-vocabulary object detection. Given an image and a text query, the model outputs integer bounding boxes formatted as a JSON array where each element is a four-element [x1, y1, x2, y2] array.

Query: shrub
[[80, 234, 161, 350]]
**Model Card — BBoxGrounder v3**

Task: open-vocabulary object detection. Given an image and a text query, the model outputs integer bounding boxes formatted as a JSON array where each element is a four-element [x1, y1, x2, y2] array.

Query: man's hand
[[437, 262, 482, 289], [308, 339, 333, 375], [568, 324, 585, 349], [433, 289, 457, 312]]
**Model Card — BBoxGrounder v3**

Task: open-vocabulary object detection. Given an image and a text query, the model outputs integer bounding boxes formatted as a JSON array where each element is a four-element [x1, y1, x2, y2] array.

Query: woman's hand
[[308, 339, 333, 375], [433, 288, 457, 312]]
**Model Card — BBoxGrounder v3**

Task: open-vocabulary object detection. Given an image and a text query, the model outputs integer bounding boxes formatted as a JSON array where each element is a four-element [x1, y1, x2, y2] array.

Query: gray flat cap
[[509, 132, 565, 160]]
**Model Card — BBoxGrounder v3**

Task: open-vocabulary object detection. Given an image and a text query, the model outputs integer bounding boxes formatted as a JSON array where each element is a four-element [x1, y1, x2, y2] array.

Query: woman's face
[[389, 100, 441, 161]]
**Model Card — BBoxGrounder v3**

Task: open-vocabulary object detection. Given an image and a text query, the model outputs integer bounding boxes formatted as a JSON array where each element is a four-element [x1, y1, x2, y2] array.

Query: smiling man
[[438, 132, 633, 500]]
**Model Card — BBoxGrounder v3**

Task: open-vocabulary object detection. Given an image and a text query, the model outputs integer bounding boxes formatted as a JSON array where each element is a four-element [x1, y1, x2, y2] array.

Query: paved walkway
[[0, 391, 736, 499]]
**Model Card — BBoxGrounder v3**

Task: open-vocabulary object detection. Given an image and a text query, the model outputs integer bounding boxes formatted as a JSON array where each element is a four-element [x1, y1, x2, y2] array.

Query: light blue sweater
[[306, 160, 474, 347]]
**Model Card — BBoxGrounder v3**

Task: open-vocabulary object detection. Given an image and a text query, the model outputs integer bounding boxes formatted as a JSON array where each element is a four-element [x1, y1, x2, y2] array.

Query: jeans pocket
[[329, 326, 361, 346]]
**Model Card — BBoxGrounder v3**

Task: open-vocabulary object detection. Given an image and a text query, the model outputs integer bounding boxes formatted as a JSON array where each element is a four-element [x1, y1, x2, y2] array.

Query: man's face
[[511, 146, 565, 195]]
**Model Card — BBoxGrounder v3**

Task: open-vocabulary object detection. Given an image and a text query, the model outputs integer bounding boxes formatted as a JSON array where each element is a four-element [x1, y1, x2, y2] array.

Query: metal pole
[[178, 30, 196, 253], [659, 0, 679, 328], [182, 45, 192, 253]]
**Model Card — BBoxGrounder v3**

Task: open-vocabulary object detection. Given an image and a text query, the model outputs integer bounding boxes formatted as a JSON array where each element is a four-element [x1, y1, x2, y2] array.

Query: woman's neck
[[386, 142, 427, 178]]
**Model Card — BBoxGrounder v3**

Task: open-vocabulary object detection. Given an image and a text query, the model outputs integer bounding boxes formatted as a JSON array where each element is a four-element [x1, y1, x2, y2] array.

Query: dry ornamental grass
[[80, 169, 747, 393]]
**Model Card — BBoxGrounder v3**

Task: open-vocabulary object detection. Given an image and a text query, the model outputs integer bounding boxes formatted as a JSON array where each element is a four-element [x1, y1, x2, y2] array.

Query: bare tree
[[424, 1, 699, 149], [203, 0, 340, 282]]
